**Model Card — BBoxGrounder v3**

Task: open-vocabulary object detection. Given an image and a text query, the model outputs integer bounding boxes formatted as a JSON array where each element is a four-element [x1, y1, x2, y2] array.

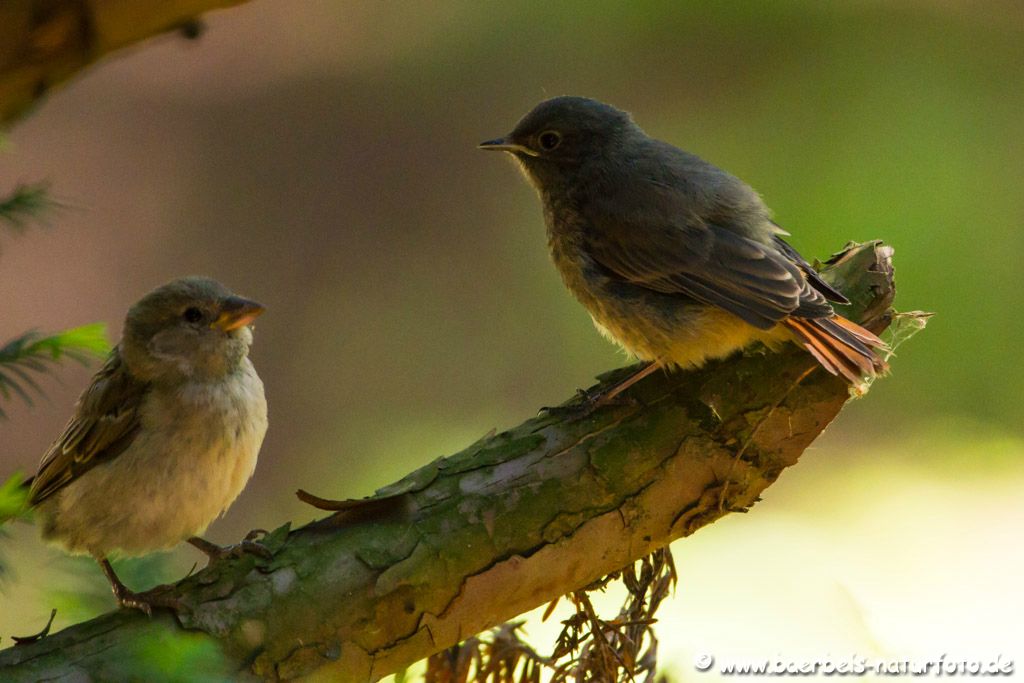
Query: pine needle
[[0, 183, 58, 235], [0, 323, 110, 416]]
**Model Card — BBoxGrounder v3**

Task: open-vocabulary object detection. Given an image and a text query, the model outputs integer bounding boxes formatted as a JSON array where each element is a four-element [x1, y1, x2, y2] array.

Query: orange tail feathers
[[784, 315, 889, 385]]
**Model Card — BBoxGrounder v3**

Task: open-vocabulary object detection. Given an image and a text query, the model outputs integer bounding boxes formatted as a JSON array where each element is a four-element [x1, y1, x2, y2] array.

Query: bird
[[479, 96, 888, 402], [27, 276, 269, 614]]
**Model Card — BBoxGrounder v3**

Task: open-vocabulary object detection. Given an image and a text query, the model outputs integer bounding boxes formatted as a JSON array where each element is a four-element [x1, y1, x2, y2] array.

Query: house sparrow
[[28, 276, 268, 614], [480, 96, 886, 401]]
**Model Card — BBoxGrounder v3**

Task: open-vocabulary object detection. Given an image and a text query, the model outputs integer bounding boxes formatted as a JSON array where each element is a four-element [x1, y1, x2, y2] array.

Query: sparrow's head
[[479, 96, 641, 188], [121, 277, 265, 382]]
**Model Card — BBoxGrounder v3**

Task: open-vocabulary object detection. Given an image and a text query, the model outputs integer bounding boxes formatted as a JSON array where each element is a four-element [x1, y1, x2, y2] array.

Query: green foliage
[[0, 183, 56, 235], [0, 472, 31, 578], [0, 472, 30, 524], [0, 323, 110, 416], [126, 629, 232, 683]]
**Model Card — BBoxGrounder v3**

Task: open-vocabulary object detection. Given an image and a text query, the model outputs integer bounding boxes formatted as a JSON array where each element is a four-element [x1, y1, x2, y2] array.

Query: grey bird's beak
[[213, 296, 266, 332], [478, 137, 539, 157]]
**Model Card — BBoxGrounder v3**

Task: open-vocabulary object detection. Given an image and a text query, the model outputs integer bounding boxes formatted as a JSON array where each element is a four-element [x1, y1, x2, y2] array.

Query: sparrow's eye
[[183, 307, 203, 323], [538, 130, 562, 151]]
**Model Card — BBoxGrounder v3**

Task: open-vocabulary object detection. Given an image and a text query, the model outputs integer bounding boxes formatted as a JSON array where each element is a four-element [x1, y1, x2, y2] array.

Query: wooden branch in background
[[0, 242, 920, 681], [0, 0, 252, 125]]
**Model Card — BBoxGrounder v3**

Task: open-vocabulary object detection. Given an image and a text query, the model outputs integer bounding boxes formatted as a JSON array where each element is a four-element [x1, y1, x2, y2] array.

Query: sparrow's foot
[[97, 558, 181, 617], [188, 531, 273, 566], [115, 585, 183, 617]]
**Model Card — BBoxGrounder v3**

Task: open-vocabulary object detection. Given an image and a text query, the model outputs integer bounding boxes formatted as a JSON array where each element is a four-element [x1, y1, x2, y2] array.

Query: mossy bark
[[0, 242, 907, 681], [0, 0, 252, 125]]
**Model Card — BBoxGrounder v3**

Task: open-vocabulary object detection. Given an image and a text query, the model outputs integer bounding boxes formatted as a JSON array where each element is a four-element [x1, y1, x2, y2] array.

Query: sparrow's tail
[[784, 315, 889, 385]]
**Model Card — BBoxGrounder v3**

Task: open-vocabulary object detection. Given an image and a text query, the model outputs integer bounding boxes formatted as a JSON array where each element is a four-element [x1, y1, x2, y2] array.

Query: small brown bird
[[28, 277, 268, 613], [480, 96, 887, 398]]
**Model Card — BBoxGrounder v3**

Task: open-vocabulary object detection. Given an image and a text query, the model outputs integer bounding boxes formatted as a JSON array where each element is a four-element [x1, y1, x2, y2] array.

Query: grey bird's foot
[[188, 530, 273, 566], [540, 386, 638, 420], [541, 361, 660, 419], [98, 558, 181, 617]]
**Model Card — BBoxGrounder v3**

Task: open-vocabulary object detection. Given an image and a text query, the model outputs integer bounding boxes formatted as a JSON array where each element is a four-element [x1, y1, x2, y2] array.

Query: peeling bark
[[0, 0, 252, 125], [0, 242, 915, 681]]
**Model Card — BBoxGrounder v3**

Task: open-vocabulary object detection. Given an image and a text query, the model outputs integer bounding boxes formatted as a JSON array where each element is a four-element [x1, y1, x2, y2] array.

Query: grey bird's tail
[[784, 315, 889, 385]]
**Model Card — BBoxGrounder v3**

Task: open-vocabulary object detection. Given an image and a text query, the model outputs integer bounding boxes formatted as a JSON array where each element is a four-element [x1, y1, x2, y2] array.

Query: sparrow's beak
[[213, 296, 266, 332], [478, 137, 539, 157]]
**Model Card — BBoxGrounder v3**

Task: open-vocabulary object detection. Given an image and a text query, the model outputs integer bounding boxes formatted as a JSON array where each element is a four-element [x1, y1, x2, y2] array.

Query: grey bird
[[27, 277, 268, 614], [480, 96, 887, 400]]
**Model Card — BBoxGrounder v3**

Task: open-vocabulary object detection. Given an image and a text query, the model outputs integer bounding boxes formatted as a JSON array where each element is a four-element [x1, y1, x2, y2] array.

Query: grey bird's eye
[[538, 130, 562, 151], [183, 307, 203, 323]]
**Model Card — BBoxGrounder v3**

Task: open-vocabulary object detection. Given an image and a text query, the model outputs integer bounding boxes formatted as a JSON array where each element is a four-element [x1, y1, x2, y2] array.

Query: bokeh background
[[2, 1, 1022, 679]]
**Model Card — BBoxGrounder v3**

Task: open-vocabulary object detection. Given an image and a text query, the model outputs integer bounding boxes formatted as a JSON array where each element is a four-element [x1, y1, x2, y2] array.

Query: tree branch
[[0, 0, 252, 125], [0, 242, 919, 681]]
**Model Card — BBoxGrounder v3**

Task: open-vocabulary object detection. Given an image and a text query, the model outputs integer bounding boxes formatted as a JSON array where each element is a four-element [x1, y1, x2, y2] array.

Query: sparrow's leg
[[188, 530, 272, 566], [543, 361, 661, 418], [97, 558, 180, 616]]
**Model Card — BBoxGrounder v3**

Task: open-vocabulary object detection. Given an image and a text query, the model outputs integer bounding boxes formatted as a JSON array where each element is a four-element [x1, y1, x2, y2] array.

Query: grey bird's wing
[[582, 178, 835, 330], [28, 347, 147, 505], [769, 229, 850, 305]]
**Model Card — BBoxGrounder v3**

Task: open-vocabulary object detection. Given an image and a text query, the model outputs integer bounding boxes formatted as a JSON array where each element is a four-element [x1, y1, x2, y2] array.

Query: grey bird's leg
[[97, 558, 180, 616], [598, 361, 663, 402], [188, 530, 272, 566], [544, 361, 662, 418]]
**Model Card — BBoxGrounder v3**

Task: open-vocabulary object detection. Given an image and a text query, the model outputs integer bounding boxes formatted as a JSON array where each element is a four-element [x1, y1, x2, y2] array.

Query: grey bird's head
[[120, 277, 265, 383], [479, 96, 641, 190]]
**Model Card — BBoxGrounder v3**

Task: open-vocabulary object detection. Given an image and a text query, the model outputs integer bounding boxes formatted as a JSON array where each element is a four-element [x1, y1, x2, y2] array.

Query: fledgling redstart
[[480, 96, 887, 398], [27, 277, 268, 613]]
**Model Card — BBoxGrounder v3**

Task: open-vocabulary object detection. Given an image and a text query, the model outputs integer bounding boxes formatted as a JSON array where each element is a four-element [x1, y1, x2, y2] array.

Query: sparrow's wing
[[28, 347, 147, 505], [583, 194, 834, 330]]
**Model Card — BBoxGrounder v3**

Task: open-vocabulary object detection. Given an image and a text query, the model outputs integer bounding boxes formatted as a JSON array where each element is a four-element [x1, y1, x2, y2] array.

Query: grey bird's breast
[[542, 186, 700, 364], [38, 359, 268, 557]]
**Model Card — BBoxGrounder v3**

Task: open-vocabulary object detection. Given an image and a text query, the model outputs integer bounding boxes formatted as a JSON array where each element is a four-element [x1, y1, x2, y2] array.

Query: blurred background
[[1, 0, 1021, 679]]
